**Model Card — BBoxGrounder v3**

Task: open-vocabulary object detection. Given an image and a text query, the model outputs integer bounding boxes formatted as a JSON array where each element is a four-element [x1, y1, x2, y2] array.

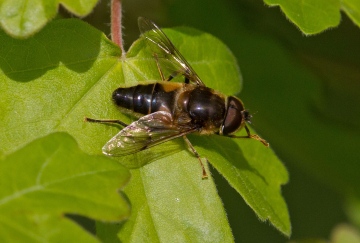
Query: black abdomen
[[112, 83, 180, 115]]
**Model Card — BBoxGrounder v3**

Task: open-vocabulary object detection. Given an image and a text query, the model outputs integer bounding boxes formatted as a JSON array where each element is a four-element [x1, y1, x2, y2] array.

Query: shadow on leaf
[[0, 19, 106, 82], [190, 134, 268, 185]]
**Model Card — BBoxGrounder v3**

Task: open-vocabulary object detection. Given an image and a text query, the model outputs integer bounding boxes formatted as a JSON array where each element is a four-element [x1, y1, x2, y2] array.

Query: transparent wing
[[102, 111, 197, 156], [138, 17, 205, 86]]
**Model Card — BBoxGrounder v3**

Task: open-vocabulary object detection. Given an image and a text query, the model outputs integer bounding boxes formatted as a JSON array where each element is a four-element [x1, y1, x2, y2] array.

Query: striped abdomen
[[112, 82, 182, 115]]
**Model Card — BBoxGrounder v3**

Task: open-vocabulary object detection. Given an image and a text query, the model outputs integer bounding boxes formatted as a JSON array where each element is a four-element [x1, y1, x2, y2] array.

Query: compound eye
[[222, 97, 245, 135]]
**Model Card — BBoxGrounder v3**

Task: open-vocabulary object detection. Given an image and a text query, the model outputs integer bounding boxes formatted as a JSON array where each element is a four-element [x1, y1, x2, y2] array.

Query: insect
[[85, 17, 269, 178]]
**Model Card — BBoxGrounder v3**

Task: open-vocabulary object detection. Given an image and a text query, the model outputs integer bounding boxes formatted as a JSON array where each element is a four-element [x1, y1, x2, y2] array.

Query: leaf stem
[[111, 0, 125, 56]]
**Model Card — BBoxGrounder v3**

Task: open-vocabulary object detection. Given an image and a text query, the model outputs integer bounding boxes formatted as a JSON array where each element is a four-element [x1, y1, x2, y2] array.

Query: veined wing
[[103, 111, 197, 156], [138, 17, 205, 86]]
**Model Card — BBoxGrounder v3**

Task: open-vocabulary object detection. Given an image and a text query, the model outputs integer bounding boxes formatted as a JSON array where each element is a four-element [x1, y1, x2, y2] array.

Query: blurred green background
[[79, 0, 360, 241]]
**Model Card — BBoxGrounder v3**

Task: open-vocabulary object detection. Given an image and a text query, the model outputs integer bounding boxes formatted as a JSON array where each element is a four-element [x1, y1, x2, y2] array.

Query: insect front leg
[[226, 125, 269, 147], [84, 117, 128, 127], [182, 135, 208, 179], [244, 125, 269, 147]]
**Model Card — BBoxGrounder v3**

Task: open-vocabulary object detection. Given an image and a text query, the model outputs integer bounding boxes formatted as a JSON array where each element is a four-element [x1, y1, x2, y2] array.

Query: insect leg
[[152, 54, 184, 82], [164, 71, 189, 83], [152, 53, 188, 83], [84, 117, 128, 127], [244, 125, 269, 146], [166, 73, 175, 81], [226, 125, 269, 147], [182, 135, 208, 179], [153, 53, 166, 81]]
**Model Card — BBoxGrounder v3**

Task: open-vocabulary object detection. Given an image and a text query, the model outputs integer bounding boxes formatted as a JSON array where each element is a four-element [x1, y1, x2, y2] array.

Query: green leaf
[[0, 0, 99, 38], [112, 153, 234, 242], [0, 132, 130, 242], [192, 129, 290, 235], [341, 0, 360, 26], [264, 0, 360, 34], [0, 19, 120, 155], [0, 18, 290, 240], [264, 0, 341, 34]]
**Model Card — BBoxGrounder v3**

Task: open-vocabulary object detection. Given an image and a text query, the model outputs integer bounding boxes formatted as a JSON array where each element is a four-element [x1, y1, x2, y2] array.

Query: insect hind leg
[[153, 53, 189, 83], [153, 53, 166, 81], [182, 135, 208, 179], [84, 117, 128, 127]]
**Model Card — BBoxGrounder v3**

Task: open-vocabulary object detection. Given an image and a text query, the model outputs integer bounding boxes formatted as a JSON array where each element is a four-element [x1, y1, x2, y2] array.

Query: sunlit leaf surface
[[0, 0, 99, 38], [0, 132, 130, 242], [264, 0, 344, 34]]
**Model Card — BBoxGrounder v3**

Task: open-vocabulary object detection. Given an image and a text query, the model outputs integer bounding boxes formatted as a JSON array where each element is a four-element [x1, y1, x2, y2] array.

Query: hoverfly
[[85, 17, 268, 178]]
